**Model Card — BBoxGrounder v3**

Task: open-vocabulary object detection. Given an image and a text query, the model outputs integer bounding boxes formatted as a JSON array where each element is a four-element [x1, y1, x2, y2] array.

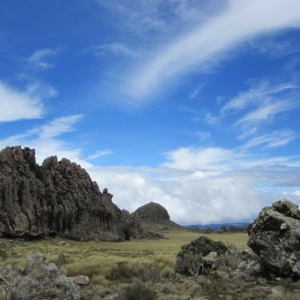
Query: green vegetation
[[0, 252, 79, 300], [122, 281, 157, 300], [0, 231, 298, 299]]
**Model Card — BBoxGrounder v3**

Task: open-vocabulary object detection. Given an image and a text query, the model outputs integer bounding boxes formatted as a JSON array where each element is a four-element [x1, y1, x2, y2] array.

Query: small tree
[[0, 252, 79, 300]]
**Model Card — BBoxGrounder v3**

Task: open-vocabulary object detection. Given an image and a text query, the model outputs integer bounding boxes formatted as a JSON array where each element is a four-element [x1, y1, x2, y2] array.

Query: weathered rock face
[[247, 199, 300, 278], [131, 202, 170, 222], [0, 146, 131, 241]]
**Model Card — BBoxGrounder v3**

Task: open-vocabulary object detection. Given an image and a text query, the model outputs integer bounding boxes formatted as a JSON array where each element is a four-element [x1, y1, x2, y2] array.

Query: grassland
[[0, 230, 248, 280], [2, 231, 300, 300]]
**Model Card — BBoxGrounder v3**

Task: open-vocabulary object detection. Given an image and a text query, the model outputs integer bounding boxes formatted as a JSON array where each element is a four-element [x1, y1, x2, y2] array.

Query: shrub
[[160, 266, 175, 278], [175, 236, 227, 276], [0, 249, 7, 260], [122, 281, 156, 300], [201, 271, 226, 299], [0, 252, 79, 300], [134, 262, 161, 283], [175, 252, 203, 276], [215, 243, 242, 273], [180, 236, 228, 257]]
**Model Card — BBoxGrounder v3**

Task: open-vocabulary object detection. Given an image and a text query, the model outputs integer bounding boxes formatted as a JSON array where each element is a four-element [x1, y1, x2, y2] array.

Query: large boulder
[[247, 199, 300, 278]]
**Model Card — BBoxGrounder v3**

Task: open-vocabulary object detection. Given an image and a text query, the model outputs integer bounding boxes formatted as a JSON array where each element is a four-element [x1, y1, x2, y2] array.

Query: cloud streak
[[28, 48, 61, 71], [235, 99, 296, 126], [124, 0, 300, 100], [82, 43, 137, 57]]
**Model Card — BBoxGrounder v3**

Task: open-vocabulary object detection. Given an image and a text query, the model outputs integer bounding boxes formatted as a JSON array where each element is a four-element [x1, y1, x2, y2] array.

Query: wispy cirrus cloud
[[122, 0, 300, 100], [96, 0, 223, 38], [221, 80, 296, 112], [87, 150, 113, 160], [28, 48, 61, 71], [37, 115, 84, 139], [250, 32, 300, 59], [81, 43, 136, 57], [235, 99, 296, 126], [241, 130, 296, 149]]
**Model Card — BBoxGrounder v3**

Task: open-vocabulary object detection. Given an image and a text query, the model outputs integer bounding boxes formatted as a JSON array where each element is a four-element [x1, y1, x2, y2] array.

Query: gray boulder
[[247, 199, 300, 278]]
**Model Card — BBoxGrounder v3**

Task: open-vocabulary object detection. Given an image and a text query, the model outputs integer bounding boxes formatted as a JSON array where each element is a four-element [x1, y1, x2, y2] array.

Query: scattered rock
[[72, 275, 90, 285], [58, 241, 69, 246], [203, 252, 218, 270], [248, 199, 300, 278]]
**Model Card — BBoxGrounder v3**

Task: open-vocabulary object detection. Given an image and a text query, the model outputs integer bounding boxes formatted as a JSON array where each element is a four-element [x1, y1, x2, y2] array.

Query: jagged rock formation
[[131, 202, 170, 222], [247, 199, 300, 278], [0, 146, 132, 241]]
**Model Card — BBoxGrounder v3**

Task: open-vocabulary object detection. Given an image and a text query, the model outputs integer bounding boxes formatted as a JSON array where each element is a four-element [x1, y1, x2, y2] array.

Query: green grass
[[0, 231, 248, 281]]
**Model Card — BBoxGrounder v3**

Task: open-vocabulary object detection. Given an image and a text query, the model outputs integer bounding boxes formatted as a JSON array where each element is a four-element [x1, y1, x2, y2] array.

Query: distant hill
[[131, 202, 184, 233]]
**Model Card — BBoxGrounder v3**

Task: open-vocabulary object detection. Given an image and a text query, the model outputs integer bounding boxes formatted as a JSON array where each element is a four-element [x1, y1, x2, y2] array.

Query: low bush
[[180, 236, 228, 257], [134, 261, 161, 283], [0, 250, 7, 261], [0, 252, 79, 300], [122, 281, 157, 300], [175, 236, 227, 276]]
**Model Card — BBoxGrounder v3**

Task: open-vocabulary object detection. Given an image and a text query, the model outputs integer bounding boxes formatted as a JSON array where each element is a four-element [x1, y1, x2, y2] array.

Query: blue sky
[[1, 0, 300, 224]]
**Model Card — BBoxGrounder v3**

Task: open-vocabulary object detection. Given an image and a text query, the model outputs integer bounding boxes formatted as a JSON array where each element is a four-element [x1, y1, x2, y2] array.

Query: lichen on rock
[[247, 199, 300, 278]]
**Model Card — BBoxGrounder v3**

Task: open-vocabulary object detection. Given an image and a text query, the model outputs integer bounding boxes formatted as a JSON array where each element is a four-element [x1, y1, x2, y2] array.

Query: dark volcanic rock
[[247, 199, 300, 278], [131, 202, 170, 222], [0, 146, 131, 241]]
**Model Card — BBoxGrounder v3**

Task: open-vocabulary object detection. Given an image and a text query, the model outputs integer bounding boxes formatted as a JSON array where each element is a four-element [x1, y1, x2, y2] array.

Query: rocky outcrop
[[131, 202, 170, 222], [0, 146, 132, 241], [247, 199, 300, 278]]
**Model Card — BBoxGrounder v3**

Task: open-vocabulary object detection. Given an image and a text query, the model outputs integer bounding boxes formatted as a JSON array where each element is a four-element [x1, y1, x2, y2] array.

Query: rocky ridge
[[0, 146, 150, 241]]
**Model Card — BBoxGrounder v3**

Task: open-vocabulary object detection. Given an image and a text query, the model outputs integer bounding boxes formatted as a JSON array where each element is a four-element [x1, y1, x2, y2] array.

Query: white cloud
[[163, 147, 240, 170], [0, 81, 44, 122], [194, 131, 211, 142], [37, 115, 84, 139], [237, 127, 257, 140], [0, 115, 90, 168], [162, 143, 300, 171], [87, 150, 113, 160], [28, 48, 61, 71], [294, 190, 300, 197], [87, 163, 300, 224], [123, 0, 300, 100], [241, 130, 296, 149], [250, 34, 300, 59], [96, 0, 221, 38], [221, 80, 296, 112], [235, 99, 296, 126], [82, 43, 137, 57]]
